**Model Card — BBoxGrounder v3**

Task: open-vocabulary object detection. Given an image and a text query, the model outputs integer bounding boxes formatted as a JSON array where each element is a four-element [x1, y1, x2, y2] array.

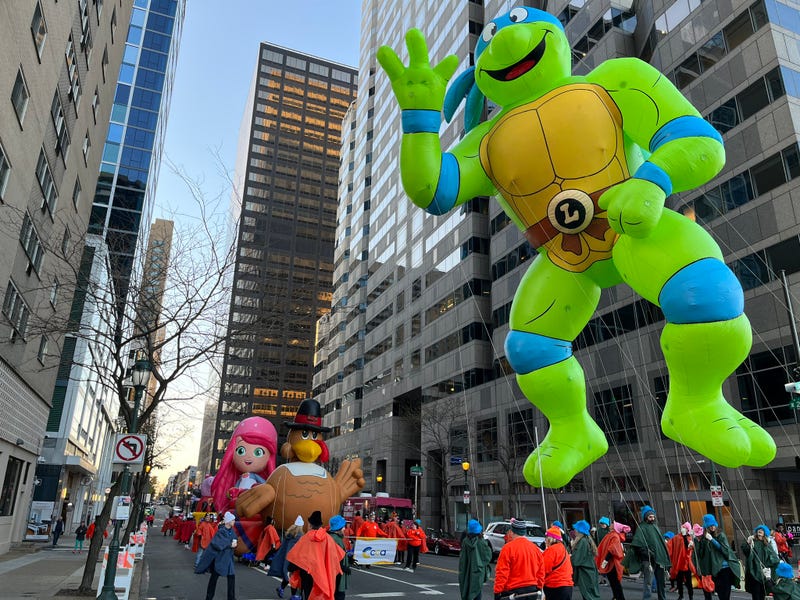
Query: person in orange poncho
[[351, 511, 364, 536], [383, 516, 406, 565], [597, 521, 629, 600], [669, 522, 697, 600], [543, 526, 573, 600], [194, 513, 218, 569], [255, 516, 281, 565], [356, 513, 387, 538], [287, 510, 345, 600]]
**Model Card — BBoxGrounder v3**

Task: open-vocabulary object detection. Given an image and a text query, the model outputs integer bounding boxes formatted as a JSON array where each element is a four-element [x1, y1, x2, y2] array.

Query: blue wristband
[[634, 161, 673, 197], [402, 109, 441, 134]]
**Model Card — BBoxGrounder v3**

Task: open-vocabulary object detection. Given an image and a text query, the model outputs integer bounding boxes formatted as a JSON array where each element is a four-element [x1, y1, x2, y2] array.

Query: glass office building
[[211, 44, 357, 471], [88, 0, 185, 301]]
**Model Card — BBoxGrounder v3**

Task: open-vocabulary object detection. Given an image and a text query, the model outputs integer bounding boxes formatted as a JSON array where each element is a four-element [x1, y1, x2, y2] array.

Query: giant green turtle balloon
[[377, 7, 776, 488]]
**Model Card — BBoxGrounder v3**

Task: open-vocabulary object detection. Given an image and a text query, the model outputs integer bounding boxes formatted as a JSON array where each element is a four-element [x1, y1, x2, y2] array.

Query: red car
[[426, 529, 462, 555]]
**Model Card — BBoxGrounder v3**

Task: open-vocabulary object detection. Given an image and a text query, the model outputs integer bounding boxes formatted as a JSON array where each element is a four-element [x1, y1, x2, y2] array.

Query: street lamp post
[[461, 461, 470, 527], [376, 474, 383, 494], [98, 358, 150, 600]]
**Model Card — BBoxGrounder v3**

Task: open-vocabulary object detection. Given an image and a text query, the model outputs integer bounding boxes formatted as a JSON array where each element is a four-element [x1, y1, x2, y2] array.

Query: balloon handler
[[377, 7, 776, 488]]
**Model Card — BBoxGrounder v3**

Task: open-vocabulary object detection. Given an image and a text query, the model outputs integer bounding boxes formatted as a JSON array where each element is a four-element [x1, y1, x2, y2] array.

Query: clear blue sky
[[153, 0, 362, 218], [151, 1, 361, 477]]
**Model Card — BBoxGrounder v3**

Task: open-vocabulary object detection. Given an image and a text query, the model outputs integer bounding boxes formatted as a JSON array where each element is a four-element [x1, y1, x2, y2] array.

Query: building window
[[66, 35, 82, 107], [79, 0, 92, 54], [110, 7, 117, 43], [35, 149, 57, 216], [82, 131, 91, 164], [0, 142, 10, 201], [19, 212, 44, 275], [91, 87, 99, 121], [593, 384, 638, 446], [11, 69, 30, 125], [476, 417, 498, 462], [61, 227, 71, 256], [3, 281, 30, 341], [49, 277, 59, 306], [51, 91, 70, 159], [94, 0, 103, 23], [37, 335, 48, 364], [738, 344, 798, 426], [508, 408, 536, 456], [101, 48, 108, 83], [31, 2, 48, 58], [72, 178, 81, 207], [0, 457, 25, 516]]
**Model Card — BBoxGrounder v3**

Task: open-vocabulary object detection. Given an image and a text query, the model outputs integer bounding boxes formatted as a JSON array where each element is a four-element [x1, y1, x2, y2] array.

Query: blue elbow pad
[[426, 152, 459, 216], [505, 330, 572, 375], [650, 116, 723, 152], [659, 258, 744, 324]]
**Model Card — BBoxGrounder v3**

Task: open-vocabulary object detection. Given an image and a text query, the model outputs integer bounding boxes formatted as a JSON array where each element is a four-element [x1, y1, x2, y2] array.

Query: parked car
[[426, 529, 462, 555], [483, 521, 546, 558]]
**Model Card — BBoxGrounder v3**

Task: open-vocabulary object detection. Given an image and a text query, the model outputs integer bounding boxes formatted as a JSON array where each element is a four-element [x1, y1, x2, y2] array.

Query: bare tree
[[7, 169, 240, 593]]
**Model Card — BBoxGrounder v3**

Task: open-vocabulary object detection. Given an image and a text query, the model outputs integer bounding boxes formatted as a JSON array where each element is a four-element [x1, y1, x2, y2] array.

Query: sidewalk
[[0, 532, 144, 599]]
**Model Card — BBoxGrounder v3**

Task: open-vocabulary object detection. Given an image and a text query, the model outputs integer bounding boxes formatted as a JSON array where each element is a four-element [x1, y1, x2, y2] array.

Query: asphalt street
[[141, 510, 759, 599]]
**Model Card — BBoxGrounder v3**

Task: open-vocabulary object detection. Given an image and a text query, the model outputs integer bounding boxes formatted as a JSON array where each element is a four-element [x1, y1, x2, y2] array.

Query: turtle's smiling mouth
[[484, 32, 549, 81]]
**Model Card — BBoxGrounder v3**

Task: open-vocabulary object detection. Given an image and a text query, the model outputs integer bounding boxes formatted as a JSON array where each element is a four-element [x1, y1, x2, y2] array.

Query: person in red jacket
[[542, 526, 573, 600], [669, 522, 697, 600], [495, 518, 545, 600], [404, 520, 427, 572], [255, 516, 281, 566], [597, 521, 629, 600], [351, 511, 364, 537], [356, 513, 387, 538], [383, 516, 407, 565]]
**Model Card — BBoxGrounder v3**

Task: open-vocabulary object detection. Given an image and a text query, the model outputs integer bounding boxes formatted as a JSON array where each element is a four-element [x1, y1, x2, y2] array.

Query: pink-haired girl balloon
[[212, 417, 278, 514]]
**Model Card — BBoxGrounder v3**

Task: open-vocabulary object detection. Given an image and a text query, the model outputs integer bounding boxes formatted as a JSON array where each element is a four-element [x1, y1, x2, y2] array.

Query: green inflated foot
[[522, 414, 609, 488], [660, 315, 775, 467]]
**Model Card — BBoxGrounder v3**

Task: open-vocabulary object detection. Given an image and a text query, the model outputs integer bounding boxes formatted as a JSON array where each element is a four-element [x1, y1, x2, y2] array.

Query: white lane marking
[[355, 567, 445, 595]]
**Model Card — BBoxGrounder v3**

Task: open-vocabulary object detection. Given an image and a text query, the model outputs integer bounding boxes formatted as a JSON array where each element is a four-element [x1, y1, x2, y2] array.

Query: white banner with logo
[[353, 537, 398, 564]]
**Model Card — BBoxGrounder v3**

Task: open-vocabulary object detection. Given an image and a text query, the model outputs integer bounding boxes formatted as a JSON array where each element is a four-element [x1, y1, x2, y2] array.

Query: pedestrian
[[458, 519, 492, 600], [356, 513, 387, 538], [287, 510, 345, 600], [73, 522, 87, 553], [572, 520, 601, 600], [382, 516, 406, 564], [403, 519, 427, 572], [597, 521, 629, 600], [195, 513, 218, 569], [268, 516, 304, 599], [255, 515, 281, 567], [52, 517, 64, 546], [625, 505, 670, 600], [493, 517, 545, 599], [195, 511, 238, 600], [668, 522, 696, 600], [595, 517, 611, 546], [542, 525, 573, 600], [742, 524, 780, 600], [775, 524, 793, 562], [772, 562, 800, 600], [351, 511, 364, 535], [694, 513, 740, 600], [329, 515, 352, 600]]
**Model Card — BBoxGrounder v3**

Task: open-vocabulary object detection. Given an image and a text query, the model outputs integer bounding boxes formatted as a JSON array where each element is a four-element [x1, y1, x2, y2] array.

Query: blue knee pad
[[505, 330, 572, 375], [658, 258, 743, 324]]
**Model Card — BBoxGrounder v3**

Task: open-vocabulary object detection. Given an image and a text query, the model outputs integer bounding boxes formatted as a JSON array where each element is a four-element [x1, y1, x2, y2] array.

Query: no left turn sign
[[113, 434, 147, 464]]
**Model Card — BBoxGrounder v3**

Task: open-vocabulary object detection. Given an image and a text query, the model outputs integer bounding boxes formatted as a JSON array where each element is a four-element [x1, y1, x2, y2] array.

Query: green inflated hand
[[377, 28, 459, 111], [599, 178, 666, 238]]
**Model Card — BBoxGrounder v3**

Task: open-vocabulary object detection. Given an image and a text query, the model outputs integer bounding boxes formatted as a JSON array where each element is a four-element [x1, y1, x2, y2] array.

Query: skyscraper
[[88, 0, 185, 302], [316, 0, 800, 532], [0, 0, 133, 554], [212, 44, 357, 471]]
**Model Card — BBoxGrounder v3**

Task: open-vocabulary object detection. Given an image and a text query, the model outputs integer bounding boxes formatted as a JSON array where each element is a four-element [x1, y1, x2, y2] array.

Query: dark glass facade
[[212, 44, 357, 470], [90, 0, 184, 301]]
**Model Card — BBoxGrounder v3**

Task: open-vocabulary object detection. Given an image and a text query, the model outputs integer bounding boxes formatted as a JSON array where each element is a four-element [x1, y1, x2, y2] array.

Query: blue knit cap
[[640, 505, 655, 520], [775, 561, 794, 579], [599, 517, 611, 526], [573, 520, 591, 535], [702, 514, 718, 528], [552, 520, 564, 530], [754, 524, 771, 537], [776, 562, 794, 579], [329, 515, 346, 531], [664, 531, 675, 540], [468, 519, 482, 535]]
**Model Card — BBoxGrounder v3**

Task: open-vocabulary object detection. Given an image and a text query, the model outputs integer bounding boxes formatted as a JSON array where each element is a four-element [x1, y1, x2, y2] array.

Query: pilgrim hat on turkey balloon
[[284, 399, 332, 433], [283, 399, 331, 463]]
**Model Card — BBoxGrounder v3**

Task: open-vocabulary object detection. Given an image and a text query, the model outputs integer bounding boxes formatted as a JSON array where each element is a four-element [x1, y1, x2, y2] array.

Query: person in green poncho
[[741, 524, 780, 600], [459, 519, 493, 600], [627, 505, 671, 600], [328, 515, 352, 600], [772, 562, 800, 600], [695, 513, 741, 600], [571, 520, 601, 600]]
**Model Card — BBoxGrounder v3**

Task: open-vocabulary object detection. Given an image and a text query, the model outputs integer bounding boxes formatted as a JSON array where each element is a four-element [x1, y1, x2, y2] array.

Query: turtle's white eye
[[481, 22, 497, 43], [509, 8, 528, 23]]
